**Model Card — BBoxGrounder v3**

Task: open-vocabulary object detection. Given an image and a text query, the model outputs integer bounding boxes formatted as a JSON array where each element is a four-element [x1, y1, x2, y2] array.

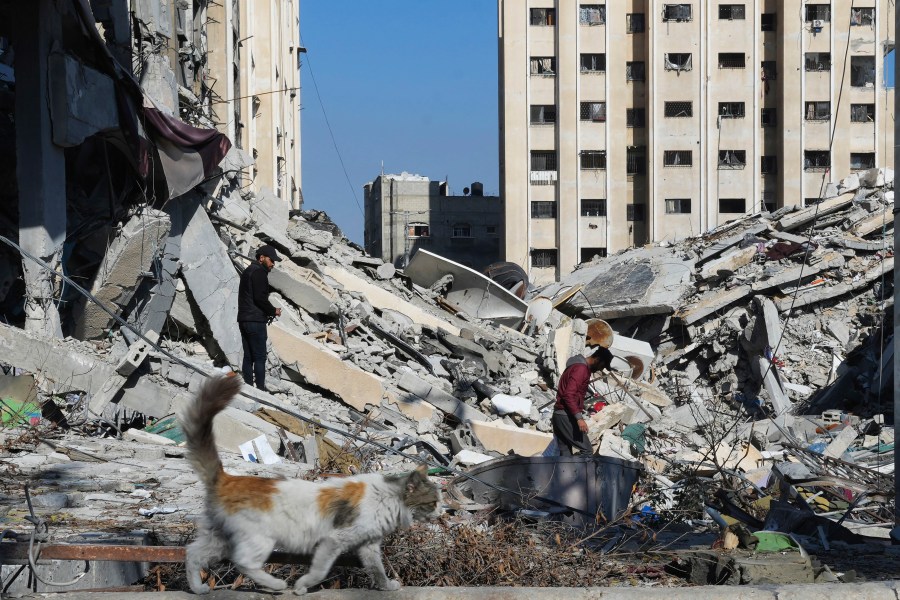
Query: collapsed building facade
[[0, 0, 301, 339], [0, 0, 898, 594]]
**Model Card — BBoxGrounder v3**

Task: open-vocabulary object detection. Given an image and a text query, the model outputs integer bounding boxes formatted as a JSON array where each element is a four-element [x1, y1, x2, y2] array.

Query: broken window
[[663, 150, 692, 167], [530, 57, 556, 75], [665, 53, 692, 71], [627, 146, 646, 175], [850, 103, 876, 123], [627, 108, 646, 128], [580, 102, 606, 121], [804, 197, 824, 207], [408, 223, 430, 238], [719, 4, 745, 20], [627, 203, 646, 221], [719, 198, 746, 213], [805, 4, 830, 22], [665, 101, 693, 117], [581, 53, 606, 72], [530, 8, 556, 26], [486, 225, 498, 235], [850, 56, 876, 87], [851, 152, 876, 170], [626, 61, 646, 81], [805, 101, 830, 121], [530, 150, 557, 171], [531, 249, 558, 268], [804, 150, 830, 171], [665, 198, 692, 214], [531, 105, 557, 124], [719, 102, 745, 118], [761, 191, 776, 212], [579, 5, 605, 25], [761, 13, 776, 31], [663, 4, 692, 22], [761, 107, 777, 127], [718, 150, 747, 169], [761, 60, 777, 80], [851, 8, 875, 27], [761, 156, 778, 174], [580, 150, 607, 169], [805, 52, 831, 71], [718, 52, 746, 69], [581, 247, 608, 262], [627, 13, 645, 32], [581, 199, 607, 217], [531, 201, 557, 219]]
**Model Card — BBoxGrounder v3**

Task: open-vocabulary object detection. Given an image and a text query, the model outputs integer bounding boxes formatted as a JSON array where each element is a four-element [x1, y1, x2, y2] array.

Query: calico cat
[[180, 374, 441, 595]]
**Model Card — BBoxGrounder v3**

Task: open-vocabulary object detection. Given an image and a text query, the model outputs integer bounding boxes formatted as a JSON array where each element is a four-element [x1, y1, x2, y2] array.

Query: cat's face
[[404, 466, 443, 521]]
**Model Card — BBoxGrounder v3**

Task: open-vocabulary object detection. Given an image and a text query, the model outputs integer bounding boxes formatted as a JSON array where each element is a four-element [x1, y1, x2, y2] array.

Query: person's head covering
[[255, 244, 282, 262]]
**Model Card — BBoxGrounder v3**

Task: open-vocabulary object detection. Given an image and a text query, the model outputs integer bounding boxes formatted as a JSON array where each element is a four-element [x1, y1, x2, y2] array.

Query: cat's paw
[[262, 580, 288, 592], [188, 583, 211, 595], [291, 587, 308, 596], [379, 579, 401, 591]]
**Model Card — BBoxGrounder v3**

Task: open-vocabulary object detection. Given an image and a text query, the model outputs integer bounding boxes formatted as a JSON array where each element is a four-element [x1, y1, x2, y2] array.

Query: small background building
[[364, 172, 502, 270]]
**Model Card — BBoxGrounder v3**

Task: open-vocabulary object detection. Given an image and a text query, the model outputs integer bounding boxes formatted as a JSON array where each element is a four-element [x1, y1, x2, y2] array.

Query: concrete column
[[13, 0, 65, 337]]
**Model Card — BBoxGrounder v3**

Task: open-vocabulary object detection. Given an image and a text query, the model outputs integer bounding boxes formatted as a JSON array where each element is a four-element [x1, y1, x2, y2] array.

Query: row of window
[[531, 248, 609, 269], [531, 197, 750, 222], [529, 5, 874, 30], [534, 53, 876, 85], [405, 223, 498, 239], [530, 149, 876, 174], [532, 102, 876, 126]]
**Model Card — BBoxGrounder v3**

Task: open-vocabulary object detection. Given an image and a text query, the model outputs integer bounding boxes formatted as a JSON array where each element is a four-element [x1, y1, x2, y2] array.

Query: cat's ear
[[406, 464, 428, 492], [415, 464, 429, 477]]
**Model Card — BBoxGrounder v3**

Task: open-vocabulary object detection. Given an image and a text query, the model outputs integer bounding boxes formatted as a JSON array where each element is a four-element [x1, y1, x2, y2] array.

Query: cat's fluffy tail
[[181, 373, 243, 487]]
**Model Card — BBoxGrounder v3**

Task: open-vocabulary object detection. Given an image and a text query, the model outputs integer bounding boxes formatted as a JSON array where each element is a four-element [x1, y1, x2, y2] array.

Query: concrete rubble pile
[[0, 173, 898, 591]]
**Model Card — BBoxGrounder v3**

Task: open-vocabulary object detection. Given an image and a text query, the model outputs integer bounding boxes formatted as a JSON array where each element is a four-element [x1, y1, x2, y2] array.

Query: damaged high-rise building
[[0, 0, 302, 339]]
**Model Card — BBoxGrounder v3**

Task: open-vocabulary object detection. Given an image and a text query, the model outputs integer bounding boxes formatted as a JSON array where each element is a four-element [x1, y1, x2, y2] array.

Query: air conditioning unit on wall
[[812, 19, 824, 30]]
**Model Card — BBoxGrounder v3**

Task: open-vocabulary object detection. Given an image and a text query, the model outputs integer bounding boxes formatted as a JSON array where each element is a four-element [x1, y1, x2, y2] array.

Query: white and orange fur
[[180, 375, 441, 595]]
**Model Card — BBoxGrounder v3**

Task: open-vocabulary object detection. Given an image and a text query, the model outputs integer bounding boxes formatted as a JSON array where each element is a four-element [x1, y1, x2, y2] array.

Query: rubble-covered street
[[1, 165, 898, 594]]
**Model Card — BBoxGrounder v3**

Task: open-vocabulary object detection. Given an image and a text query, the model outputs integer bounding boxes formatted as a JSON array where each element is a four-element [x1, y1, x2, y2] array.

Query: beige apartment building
[[205, 0, 303, 207], [499, 1, 894, 282]]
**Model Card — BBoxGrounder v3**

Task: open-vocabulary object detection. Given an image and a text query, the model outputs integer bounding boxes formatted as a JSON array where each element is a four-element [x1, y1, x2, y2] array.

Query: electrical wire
[[297, 32, 364, 218]]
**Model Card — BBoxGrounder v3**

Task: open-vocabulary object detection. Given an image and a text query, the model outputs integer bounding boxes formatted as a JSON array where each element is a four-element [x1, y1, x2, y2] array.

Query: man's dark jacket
[[237, 262, 277, 322]]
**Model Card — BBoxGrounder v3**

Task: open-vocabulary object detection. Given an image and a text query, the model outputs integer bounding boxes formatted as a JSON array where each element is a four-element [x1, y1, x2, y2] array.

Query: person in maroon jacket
[[552, 347, 613, 455]]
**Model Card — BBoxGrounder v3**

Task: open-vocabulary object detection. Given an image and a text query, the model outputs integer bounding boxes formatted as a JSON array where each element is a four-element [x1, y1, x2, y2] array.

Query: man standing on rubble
[[552, 347, 613, 455], [237, 245, 282, 390]]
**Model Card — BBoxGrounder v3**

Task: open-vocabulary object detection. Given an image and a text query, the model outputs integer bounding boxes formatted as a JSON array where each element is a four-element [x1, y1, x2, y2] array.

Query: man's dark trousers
[[551, 411, 592, 455], [239, 321, 267, 390]]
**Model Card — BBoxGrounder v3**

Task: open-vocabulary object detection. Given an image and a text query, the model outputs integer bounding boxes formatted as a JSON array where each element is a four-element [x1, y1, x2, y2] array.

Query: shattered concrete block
[[322, 265, 460, 335], [698, 246, 758, 281], [490, 394, 532, 418], [124, 428, 177, 446], [468, 419, 554, 457], [838, 173, 860, 193], [74, 209, 171, 339], [858, 168, 891, 188], [288, 219, 334, 250], [454, 449, 494, 466], [267, 260, 338, 316], [775, 191, 855, 231], [116, 332, 159, 377], [823, 426, 857, 458], [587, 403, 628, 446], [179, 198, 242, 366], [825, 320, 850, 346], [168, 287, 198, 333], [250, 187, 290, 233], [375, 263, 396, 280], [139, 53, 178, 116], [676, 285, 752, 326], [397, 370, 487, 423]]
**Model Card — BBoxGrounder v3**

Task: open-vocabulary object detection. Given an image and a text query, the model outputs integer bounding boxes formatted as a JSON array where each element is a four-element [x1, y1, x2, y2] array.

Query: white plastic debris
[[238, 435, 281, 464], [490, 393, 532, 418]]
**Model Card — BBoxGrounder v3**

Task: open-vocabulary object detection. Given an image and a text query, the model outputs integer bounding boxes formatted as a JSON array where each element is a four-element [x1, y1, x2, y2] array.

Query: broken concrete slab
[[755, 357, 791, 416], [267, 260, 338, 316], [750, 252, 844, 292], [48, 53, 118, 147], [697, 223, 769, 264], [288, 219, 334, 250], [249, 187, 289, 233], [775, 191, 855, 231], [823, 426, 857, 458], [849, 206, 893, 238], [74, 209, 171, 339], [698, 246, 758, 281], [467, 419, 554, 456], [179, 198, 242, 366], [676, 285, 753, 326], [774, 257, 894, 312], [397, 370, 487, 423], [322, 264, 460, 335]]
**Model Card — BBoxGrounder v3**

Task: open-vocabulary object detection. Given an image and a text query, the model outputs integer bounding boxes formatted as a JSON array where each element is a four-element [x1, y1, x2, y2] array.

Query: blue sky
[[299, 1, 499, 244]]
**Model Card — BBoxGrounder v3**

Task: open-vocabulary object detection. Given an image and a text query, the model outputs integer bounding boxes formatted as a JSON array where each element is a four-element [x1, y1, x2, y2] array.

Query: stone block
[[288, 219, 334, 250], [139, 53, 178, 115], [251, 187, 289, 233], [397, 370, 487, 423], [267, 260, 338, 316], [698, 246, 758, 281], [123, 428, 177, 446], [116, 332, 159, 377], [468, 419, 554, 456], [179, 198, 242, 366], [323, 265, 460, 335], [74, 209, 171, 339]]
